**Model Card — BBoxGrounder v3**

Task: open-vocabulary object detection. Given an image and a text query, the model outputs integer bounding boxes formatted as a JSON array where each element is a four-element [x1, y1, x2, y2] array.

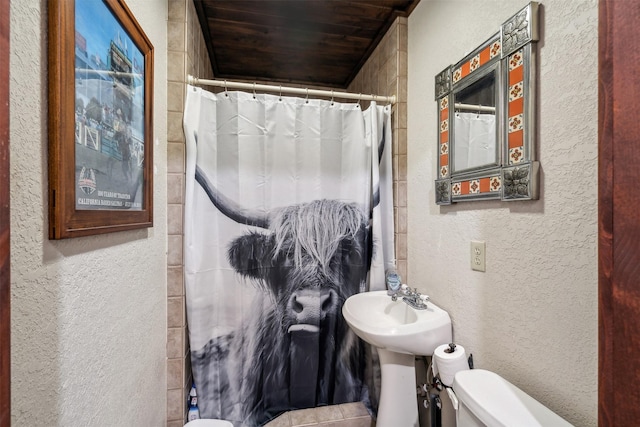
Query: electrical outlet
[[470, 240, 486, 272]]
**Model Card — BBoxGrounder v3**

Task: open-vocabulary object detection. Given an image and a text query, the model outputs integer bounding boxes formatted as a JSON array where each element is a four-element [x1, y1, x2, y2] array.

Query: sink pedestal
[[341, 291, 452, 427], [376, 348, 419, 427]]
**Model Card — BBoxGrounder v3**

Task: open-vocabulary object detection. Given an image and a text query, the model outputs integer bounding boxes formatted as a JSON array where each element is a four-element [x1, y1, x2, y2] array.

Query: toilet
[[448, 369, 573, 426], [434, 343, 573, 426], [184, 420, 233, 427]]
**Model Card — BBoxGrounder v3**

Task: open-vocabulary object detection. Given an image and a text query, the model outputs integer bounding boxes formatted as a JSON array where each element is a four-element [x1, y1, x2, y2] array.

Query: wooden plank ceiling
[[194, 0, 419, 88]]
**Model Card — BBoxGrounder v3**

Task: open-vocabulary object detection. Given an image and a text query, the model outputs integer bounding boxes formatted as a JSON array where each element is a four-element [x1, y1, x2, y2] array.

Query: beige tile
[[397, 206, 407, 233], [187, 56, 195, 82], [313, 405, 343, 422], [167, 387, 184, 421], [167, 173, 184, 204], [168, 81, 185, 113], [168, 111, 185, 143], [264, 412, 291, 426], [168, 203, 183, 236], [168, 234, 184, 266], [398, 50, 408, 79], [167, 266, 184, 297], [397, 102, 407, 129], [398, 154, 407, 181], [394, 207, 398, 232], [167, 357, 183, 389], [338, 402, 369, 419], [396, 233, 408, 260], [168, 51, 186, 82], [377, 65, 388, 96], [395, 76, 407, 103], [396, 128, 407, 155], [168, 0, 186, 22], [392, 154, 399, 182], [387, 21, 399, 54], [168, 141, 185, 174], [397, 181, 407, 207], [167, 327, 184, 359], [386, 54, 398, 87], [393, 182, 398, 208], [168, 296, 185, 328], [289, 407, 319, 425], [398, 20, 408, 52], [167, 420, 184, 427], [168, 20, 186, 51]]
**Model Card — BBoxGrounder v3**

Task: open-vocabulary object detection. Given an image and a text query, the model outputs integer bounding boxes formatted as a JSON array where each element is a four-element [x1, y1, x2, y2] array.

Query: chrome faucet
[[389, 286, 429, 310]]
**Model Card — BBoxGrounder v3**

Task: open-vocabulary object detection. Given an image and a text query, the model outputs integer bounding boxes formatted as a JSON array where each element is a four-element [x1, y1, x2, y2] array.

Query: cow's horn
[[195, 166, 270, 229]]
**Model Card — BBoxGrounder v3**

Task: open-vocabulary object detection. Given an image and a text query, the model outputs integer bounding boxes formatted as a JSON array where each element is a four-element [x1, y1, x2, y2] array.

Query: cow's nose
[[289, 288, 337, 324]]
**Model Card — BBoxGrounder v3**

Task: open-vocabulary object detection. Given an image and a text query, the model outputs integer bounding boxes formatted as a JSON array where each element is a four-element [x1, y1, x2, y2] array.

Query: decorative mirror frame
[[435, 2, 540, 205]]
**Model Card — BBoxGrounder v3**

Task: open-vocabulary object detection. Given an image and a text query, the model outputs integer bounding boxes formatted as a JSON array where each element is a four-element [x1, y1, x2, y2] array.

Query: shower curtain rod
[[187, 75, 396, 105], [454, 102, 496, 113]]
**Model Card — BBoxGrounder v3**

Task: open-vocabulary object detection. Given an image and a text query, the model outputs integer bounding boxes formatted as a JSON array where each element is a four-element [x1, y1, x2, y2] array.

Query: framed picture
[[48, 0, 154, 239]]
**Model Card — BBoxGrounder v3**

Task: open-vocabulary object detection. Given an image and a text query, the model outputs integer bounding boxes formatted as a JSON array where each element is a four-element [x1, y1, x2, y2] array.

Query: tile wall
[[166, 0, 214, 425], [348, 17, 409, 281], [165, 7, 406, 425]]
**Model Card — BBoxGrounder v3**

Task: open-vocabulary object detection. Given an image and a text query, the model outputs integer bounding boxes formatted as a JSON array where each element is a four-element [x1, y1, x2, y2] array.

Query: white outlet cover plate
[[471, 240, 486, 272]]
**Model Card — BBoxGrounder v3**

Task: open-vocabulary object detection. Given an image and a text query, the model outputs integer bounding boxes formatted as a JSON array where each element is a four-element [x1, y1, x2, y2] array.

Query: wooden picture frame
[[48, 0, 153, 239]]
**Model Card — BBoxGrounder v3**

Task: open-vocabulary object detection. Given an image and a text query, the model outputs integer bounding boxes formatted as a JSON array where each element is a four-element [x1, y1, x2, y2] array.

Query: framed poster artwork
[[48, 0, 154, 239]]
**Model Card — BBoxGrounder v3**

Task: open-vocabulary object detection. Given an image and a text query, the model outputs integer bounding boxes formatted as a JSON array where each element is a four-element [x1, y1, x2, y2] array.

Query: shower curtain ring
[[279, 85, 282, 101], [305, 88, 309, 104], [224, 80, 228, 97], [477, 104, 482, 118], [330, 90, 334, 106], [253, 82, 256, 99], [357, 93, 361, 108]]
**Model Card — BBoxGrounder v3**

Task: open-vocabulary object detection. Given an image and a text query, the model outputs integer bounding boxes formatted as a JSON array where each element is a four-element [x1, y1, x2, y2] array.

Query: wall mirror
[[435, 2, 540, 204]]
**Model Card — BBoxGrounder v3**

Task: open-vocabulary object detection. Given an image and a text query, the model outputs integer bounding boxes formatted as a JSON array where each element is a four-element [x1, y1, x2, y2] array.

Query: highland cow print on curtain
[[183, 86, 394, 426]]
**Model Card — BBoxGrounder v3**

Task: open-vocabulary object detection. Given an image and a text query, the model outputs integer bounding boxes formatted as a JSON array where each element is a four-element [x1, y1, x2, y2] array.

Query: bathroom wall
[[10, 0, 168, 425], [348, 17, 408, 281], [408, 1, 597, 426]]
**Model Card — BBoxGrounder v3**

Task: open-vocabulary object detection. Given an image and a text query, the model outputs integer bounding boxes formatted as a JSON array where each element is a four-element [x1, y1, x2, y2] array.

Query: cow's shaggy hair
[[272, 199, 366, 272]]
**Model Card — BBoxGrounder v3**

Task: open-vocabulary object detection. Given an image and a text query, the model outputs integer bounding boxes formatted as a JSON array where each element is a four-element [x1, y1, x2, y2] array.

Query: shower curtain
[[183, 86, 394, 426], [453, 112, 496, 170]]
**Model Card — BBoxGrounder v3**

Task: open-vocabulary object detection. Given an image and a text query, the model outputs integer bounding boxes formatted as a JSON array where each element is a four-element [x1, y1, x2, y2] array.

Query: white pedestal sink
[[342, 290, 452, 427]]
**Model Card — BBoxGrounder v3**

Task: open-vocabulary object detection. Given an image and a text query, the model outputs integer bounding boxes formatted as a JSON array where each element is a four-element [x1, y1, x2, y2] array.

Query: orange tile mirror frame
[[434, 2, 540, 204]]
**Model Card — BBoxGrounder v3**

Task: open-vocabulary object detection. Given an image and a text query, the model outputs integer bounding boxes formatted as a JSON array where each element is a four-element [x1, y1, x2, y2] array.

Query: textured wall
[[10, 0, 168, 425], [407, 1, 597, 426]]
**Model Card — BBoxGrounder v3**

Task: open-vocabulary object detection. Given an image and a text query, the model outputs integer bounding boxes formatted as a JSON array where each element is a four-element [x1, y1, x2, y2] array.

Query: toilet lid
[[452, 369, 573, 427]]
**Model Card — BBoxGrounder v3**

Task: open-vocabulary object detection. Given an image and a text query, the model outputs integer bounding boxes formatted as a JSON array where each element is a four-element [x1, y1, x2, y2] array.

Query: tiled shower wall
[[167, 0, 214, 425], [348, 17, 409, 281], [165, 5, 407, 425]]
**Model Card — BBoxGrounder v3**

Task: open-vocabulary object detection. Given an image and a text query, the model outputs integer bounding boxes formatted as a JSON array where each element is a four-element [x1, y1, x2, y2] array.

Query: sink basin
[[342, 290, 452, 355], [342, 290, 452, 427]]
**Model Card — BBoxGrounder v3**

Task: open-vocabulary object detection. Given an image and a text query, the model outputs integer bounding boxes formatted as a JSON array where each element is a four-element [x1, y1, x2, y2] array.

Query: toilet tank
[[452, 369, 573, 426]]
